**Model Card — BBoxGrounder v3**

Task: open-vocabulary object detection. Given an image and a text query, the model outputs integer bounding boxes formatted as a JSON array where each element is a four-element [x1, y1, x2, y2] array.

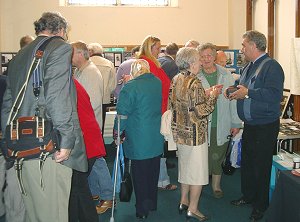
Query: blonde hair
[[130, 59, 150, 78], [137, 35, 161, 67]]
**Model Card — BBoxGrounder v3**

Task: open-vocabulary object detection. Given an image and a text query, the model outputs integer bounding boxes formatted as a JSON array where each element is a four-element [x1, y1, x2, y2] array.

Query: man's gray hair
[[88, 43, 103, 55], [175, 47, 199, 71], [243, 30, 267, 52], [184, 39, 200, 48], [34, 12, 68, 35]]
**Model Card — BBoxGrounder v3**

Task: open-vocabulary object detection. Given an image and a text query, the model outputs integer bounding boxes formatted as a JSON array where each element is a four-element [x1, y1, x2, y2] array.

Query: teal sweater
[[114, 73, 164, 160]]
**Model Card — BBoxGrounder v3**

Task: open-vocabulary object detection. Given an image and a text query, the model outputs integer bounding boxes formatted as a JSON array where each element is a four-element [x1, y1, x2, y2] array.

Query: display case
[[1, 52, 17, 74]]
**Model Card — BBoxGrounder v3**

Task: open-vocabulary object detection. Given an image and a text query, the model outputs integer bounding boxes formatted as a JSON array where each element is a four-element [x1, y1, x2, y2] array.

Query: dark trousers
[[69, 158, 98, 222], [241, 119, 279, 212], [131, 155, 160, 216]]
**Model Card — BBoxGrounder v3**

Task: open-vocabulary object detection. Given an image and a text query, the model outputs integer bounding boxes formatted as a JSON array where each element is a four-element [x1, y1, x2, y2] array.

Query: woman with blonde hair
[[138, 35, 177, 191], [114, 59, 164, 220], [169, 47, 221, 221], [137, 35, 170, 113]]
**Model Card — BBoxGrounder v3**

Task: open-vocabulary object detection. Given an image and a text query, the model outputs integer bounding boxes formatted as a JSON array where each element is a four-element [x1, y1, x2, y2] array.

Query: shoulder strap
[[7, 36, 63, 125], [252, 57, 272, 80]]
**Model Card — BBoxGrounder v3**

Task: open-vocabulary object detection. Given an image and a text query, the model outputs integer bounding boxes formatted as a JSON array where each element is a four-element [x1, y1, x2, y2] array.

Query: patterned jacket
[[168, 71, 217, 146]]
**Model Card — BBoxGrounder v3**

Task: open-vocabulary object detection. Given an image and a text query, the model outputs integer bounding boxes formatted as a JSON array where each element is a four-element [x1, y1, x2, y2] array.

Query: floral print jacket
[[168, 71, 217, 146]]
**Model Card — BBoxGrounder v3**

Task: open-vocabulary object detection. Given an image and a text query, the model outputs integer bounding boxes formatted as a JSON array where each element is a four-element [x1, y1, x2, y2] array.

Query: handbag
[[0, 36, 62, 194], [119, 171, 133, 202], [221, 135, 235, 175], [119, 144, 133, 202]]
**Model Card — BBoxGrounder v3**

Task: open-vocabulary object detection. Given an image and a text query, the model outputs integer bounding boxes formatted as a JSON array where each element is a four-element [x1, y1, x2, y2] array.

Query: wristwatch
[[245, 89, 249, 99]]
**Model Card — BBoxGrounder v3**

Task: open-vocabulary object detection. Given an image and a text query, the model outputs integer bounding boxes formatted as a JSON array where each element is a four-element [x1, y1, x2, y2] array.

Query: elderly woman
[[114, 59, 164, 220], [169, 47, 220, 221], [197, 43, 242, 199]]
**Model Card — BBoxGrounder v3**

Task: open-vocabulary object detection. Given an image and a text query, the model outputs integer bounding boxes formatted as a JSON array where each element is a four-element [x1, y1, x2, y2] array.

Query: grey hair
[[243, 30, 267, 52], [197, 43, 217, 57], [184, 39, 200, 48], [34, 12, 68, 35], [175, 47, 199, 71], [88, 43, 103, 55], [71, 41, 90, 60]]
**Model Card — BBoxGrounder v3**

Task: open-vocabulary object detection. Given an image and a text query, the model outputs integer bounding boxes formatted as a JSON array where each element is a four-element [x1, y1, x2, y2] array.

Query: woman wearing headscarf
[[113, 59, 164, 219]]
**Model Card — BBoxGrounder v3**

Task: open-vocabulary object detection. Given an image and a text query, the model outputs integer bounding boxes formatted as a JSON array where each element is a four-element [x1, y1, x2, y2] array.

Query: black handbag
[[119, 171, 133, 202], [119, 154, 133, 202], [221, 135, 235, 175]]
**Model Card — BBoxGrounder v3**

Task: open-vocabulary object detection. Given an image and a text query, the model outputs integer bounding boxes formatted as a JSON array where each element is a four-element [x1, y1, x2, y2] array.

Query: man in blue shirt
[[228, 30, 284, 222]]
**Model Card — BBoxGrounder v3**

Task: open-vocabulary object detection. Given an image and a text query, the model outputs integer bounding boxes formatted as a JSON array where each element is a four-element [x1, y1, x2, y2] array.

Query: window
[[66, 0, 172, 6]]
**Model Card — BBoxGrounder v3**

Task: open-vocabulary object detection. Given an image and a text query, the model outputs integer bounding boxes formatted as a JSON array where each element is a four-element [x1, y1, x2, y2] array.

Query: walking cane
[[110, 114, 127, 222]]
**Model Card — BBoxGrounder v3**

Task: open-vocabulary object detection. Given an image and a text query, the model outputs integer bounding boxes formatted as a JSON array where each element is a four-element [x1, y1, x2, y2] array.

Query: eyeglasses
[[201, 54, 214, 59]]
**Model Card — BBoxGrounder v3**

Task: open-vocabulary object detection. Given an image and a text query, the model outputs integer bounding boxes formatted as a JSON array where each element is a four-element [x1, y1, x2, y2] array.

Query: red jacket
[[74, 79, 106, 159], [141, 56, 170, 114]]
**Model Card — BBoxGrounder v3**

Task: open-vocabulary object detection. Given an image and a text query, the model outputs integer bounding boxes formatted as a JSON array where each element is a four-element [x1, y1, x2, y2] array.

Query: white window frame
[[63, 0, 178, 7]]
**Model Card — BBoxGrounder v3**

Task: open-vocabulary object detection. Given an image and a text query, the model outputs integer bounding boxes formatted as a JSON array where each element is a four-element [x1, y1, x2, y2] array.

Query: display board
[[1, 52, 17, 74], [223, 49, 247, 74]]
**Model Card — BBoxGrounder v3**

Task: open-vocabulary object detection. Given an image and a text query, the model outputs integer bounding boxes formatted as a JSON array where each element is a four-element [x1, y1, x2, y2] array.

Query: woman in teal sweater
[[114, 59, 164, 219]]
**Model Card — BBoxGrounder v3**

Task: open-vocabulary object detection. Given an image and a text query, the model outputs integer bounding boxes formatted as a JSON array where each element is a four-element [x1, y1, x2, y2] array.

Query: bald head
[[215, 50, 227, 67]]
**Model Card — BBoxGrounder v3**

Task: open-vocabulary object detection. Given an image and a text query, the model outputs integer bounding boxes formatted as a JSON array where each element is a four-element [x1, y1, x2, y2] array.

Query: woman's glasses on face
[[200, 54, 214, 59]]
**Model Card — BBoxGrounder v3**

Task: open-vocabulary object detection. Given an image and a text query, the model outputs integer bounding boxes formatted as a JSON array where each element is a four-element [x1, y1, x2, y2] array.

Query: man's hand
[[229, 85, 248, 100], [55, 148, 71, 163]]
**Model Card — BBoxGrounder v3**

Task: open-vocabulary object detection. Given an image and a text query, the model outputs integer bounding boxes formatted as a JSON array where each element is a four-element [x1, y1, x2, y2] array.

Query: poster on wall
[[223, 49, 247, 74], [104, 51, 124, 67], [104, 52, 114, 64]]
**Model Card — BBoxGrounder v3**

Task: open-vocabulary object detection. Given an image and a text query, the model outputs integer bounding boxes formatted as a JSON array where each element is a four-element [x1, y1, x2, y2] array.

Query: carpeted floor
[[98, 141, 257, 222]]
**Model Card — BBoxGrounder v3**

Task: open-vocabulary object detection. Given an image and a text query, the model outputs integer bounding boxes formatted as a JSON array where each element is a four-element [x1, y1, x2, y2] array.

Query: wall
[[252, 0, 295, 89], [228, 0, 246, 49], [1, 0, 296, 89], [0, 0, 244, 52]]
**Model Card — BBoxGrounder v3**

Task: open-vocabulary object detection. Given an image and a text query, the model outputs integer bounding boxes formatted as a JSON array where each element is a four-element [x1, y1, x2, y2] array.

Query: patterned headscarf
[[130, 59, 150, 78]]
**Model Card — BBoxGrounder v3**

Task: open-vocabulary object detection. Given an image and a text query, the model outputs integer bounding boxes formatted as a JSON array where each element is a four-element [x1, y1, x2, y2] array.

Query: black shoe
[[249, 209, 264, 221], [178, 203, 188, 214], [136, 213, 148, 220], [230, 197, 251, 206]]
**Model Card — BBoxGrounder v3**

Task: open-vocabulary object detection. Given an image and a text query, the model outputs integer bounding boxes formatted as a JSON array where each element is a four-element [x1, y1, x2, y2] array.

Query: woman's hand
[[206, 84, 223, 97], [113, 129, 126, 146], [122, 74, 132, 84], [230, 128, 240, 137]]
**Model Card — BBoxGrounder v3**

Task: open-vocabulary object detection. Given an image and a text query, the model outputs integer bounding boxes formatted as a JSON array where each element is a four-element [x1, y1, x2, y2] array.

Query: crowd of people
[[0, 11, 284, 222]]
